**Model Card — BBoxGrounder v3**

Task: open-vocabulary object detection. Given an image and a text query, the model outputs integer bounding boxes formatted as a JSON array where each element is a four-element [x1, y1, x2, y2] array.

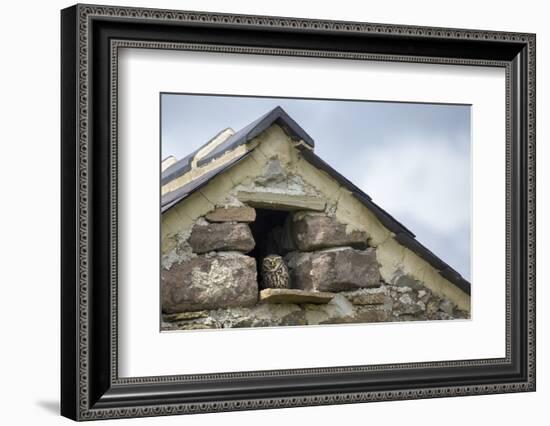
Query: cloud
[[361, 137, 470, 236], [359, 136, 471, 278]]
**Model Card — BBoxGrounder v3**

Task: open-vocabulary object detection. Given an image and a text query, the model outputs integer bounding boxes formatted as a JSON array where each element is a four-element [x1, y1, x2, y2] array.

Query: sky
[[161, 94, 471, 281]]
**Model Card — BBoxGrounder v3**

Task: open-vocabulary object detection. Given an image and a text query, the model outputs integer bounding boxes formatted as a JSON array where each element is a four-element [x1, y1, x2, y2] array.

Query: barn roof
[[161, 106, 314, 186], [161, 107, 470, 295]]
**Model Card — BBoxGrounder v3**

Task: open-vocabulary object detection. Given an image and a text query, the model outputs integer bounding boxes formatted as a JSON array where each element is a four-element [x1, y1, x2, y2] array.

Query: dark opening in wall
[[248, 208, 292, 287]]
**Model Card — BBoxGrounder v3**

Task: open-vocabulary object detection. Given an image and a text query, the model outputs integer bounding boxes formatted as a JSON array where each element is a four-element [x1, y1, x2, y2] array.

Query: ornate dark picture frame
[[61, 3, 536, 421]]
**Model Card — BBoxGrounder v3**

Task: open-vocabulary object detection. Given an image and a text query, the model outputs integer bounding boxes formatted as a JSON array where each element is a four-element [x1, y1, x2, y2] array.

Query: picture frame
[[60, 3, 536, 421]]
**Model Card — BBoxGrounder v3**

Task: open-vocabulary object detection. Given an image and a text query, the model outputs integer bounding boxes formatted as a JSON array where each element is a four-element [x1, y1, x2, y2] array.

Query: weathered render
[[160, 106, 470, 330]]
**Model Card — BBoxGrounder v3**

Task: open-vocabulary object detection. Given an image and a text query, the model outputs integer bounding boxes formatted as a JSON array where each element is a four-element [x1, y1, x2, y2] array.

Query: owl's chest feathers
[[262, 258, 289, 289]]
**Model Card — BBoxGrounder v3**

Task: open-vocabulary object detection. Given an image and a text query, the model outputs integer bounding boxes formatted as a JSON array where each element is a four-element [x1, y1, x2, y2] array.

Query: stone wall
[[162, 211, 258, 314], [161, 205, 469, 330], [161, 123, 470, 330]]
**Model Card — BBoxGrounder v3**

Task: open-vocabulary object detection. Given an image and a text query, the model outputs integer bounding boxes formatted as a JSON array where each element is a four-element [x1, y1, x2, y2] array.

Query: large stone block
[[286, 247, 381, 292], [205, 206, 256, 223], [259, 288, 335, 304], [236, 191, 326, 211], [188, 222, 255, 254], [291, 212, 369, 251], [162, 253, 258, 313]]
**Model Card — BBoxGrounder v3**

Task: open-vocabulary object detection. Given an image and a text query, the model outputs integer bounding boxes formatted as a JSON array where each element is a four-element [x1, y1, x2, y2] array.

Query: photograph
[[58, 3, 536, 421], [160, 94, 472, 331]]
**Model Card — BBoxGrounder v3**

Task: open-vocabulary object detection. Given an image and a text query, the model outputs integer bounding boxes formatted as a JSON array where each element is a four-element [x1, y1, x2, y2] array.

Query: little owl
[[261, 254, 290, 289]]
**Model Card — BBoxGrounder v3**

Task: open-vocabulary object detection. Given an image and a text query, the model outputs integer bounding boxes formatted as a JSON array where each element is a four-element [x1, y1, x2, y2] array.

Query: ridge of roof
[[161, 152, 252, 213], [161, 151, 196, 186], [161, 106, 314, 187]]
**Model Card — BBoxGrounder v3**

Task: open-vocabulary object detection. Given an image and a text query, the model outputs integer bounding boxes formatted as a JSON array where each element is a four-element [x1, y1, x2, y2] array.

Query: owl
[[261, 254, 290, 289]]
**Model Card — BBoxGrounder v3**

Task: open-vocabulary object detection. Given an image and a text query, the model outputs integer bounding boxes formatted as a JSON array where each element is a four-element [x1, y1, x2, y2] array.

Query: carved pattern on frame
[[75, 4, 535, 420]]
